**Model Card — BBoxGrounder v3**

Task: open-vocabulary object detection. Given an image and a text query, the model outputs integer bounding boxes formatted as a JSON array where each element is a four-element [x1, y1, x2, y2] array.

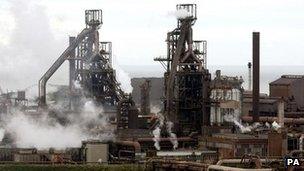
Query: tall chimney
[[247, 62, 252, 91], [277, 99, 284, 128], [252, 32, 260, 122]]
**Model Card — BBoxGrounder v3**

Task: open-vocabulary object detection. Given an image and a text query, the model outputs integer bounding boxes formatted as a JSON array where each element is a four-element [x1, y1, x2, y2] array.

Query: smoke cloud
[[1, 96, 114, 149], [3, 111, 84, 149], [0, 0, 67, 91], [151, 105, 161, 114], [0, 128, 5, 141], [152, 112, 178, 150], [112, 55, 133, 93], [224, 114, 282, 133], [271, 121, 281, 131], [168, 8, 192, 19], [166, 121, 178, 150], [152, 127, 161, 151], [224, 114, 252, 133]]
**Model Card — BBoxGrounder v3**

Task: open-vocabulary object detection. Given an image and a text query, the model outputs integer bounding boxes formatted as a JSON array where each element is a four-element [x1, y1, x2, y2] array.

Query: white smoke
[[156, 112, 164, 127], [151, 105, 161, 114], [1, 98, 114, 149], [152, 113, 178, 150], [224, 114, 252, 133], [271, 121, 281, 131], [0, 0, 67, 91], [112, 55, 133, 93], [152, 127, 161, 151], [168, 9, 192, 19], [224, 114, 281, 133], [166, 121, 178, 150], [4, 111, 84, 149], [73, 80, 81, 89], [0, 128, 5, 141], [152, 113, 162, 150], [265, 122, 271, 129]]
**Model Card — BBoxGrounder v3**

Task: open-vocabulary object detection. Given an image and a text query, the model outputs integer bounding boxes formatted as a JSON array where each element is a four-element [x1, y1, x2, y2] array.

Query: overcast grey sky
[[0, 0, 304, 91]]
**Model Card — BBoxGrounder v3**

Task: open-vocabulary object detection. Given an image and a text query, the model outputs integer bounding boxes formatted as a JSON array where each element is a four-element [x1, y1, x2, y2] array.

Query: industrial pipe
[[115, 141, 141, 153], [38, 27, 96, 107], [207, 165, 272, 171], [241, 116, 304, 124], [138, 137, 193, 142], [216, 159, 279, 165]]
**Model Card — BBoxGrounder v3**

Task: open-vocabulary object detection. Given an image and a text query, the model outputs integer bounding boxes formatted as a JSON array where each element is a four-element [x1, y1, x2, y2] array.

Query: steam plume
[[166, 121, 178, 150], [1, 97, 114, 149], [152, 127, 161, 150], [168, 9, 192, 19], [112, 55, 133, 93], [152, 112, 178, 150], [0, 0, 66, 90], [224, 114, 252, 133]]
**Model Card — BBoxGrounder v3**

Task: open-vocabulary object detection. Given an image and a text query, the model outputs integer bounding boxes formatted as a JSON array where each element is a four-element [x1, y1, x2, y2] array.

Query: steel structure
[[38, 10, 127, 106], [155, 4, 211, 136], [38, 10, 102, 107], [38, 9, 136, 129]]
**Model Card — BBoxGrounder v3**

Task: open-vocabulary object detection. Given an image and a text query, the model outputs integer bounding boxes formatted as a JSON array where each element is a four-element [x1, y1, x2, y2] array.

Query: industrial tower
[[155, 4, 211, 136], [38, 9, 137, 129]]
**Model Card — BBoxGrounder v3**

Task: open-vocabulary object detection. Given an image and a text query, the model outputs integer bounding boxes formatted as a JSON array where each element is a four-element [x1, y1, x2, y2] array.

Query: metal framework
[[38, 10, 102, 107], [154, 4, 211, 136], [67, 11, 135, 125], [38, 9, 136, 130]]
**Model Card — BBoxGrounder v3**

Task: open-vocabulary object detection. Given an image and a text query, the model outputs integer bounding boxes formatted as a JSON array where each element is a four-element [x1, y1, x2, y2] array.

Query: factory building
[[270, 75, 304, 111], [210, 70, 243, 125], [203, 133, 268, 159]]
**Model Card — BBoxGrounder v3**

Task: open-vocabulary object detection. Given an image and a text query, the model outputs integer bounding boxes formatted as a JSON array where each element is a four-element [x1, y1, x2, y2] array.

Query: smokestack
[[247, 62, 252, 91], [277, 99, 284, 128], [252, 32, 260, 122]]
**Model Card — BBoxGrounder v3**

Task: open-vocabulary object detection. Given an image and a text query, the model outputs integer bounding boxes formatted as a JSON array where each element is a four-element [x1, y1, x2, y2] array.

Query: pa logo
[[285, 157, 300, 167]]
